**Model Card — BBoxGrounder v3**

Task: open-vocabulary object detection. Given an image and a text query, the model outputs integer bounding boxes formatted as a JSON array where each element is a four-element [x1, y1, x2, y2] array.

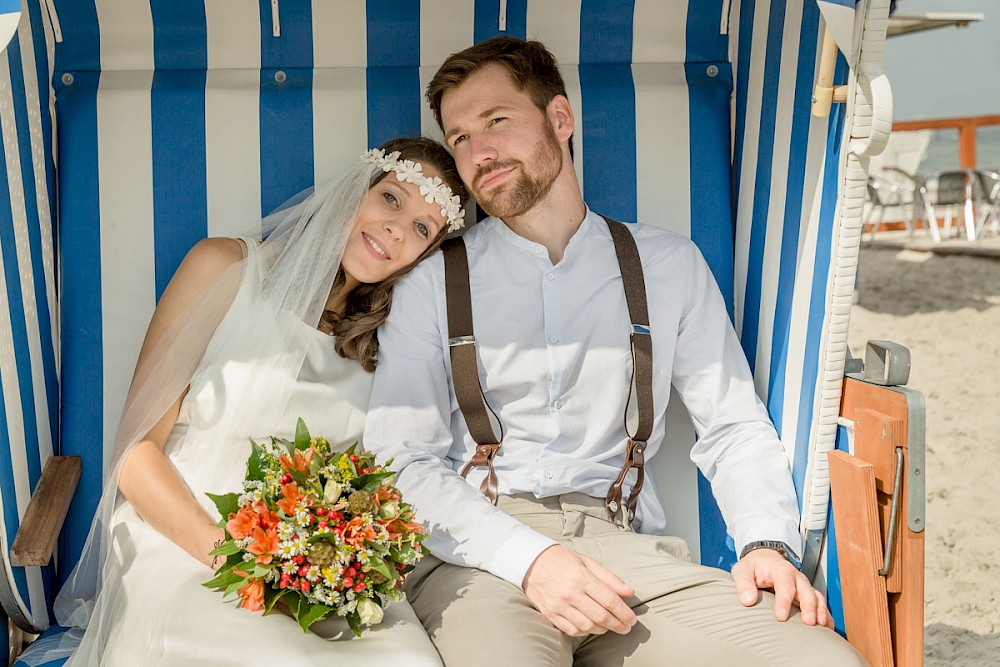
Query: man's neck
[[499, 176, 587, 265]]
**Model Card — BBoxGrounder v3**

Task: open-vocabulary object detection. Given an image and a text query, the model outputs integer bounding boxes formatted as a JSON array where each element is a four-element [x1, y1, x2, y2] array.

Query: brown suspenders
[[442, 216, 653, 529]]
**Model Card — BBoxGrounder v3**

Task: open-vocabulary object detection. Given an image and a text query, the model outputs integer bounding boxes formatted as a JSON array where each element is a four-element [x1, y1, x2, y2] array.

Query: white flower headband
[[361, 148, 466, 232]]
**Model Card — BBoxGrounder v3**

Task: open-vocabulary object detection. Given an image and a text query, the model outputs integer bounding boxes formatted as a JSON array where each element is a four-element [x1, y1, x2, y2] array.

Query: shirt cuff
[[486, 524, 559, 589], [735, 519, 803, 561]]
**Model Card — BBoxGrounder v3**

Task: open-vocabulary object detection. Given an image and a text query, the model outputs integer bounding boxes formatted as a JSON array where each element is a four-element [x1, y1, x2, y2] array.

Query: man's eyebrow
[[445, 105, 517, 140]]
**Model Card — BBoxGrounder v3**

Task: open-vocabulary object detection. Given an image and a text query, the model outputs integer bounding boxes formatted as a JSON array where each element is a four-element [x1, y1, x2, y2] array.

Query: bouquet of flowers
[[203, 418, 427, 636]]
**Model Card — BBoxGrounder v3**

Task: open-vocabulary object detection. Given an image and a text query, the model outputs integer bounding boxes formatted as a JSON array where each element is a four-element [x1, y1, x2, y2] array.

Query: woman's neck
[[325, 274, 361, 316]]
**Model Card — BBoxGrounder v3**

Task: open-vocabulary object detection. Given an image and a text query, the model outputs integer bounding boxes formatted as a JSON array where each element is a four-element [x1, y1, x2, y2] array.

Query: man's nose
[[469, 134, 498, 167]]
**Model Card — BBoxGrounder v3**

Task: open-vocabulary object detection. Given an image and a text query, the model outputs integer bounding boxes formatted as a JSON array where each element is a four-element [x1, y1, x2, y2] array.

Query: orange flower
[[386, 518, 425, 540], [342, 516, 378, 548], [226, 504, 260, 540], [252, 500, 280, 530], [276, 483, 305, 515], [246, 526, 279, 564], [237, 577, 265, 612], [279, 448, 314, 474]]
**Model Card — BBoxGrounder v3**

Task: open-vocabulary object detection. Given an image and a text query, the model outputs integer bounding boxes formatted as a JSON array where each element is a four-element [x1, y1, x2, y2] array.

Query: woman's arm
[[117, 237, 245, 568]]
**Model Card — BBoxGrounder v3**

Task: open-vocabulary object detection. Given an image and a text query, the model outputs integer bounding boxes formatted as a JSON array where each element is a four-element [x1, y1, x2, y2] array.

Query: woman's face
[[340, 164, 450, 285]]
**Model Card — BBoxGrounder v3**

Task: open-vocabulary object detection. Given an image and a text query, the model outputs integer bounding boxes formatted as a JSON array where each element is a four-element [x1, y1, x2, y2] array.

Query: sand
[[848, 243, 1000, 666]]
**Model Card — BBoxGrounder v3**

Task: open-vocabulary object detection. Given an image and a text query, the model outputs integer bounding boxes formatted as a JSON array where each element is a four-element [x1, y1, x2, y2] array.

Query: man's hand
[[522, 545, 638, 637], [731, 548, 833, 628]]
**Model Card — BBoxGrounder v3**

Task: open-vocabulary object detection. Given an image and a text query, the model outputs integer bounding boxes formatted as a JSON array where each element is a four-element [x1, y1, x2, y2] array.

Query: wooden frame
[[831, 376, 925, 667]]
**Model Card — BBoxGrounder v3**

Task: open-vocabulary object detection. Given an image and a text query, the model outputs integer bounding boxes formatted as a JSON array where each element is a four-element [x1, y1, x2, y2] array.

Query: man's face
[[441, 64, 563, 218]]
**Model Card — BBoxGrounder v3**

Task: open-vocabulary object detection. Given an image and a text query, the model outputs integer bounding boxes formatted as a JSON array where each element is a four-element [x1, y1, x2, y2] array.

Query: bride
[[33, 138, 467, 666]]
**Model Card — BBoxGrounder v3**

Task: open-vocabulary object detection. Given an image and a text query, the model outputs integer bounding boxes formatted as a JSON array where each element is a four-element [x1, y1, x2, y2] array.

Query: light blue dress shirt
[[365, 209, 801, 588]]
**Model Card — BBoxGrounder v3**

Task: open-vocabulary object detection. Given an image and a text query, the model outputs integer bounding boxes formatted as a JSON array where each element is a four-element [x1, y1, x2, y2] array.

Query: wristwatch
[[739, 540, 802, 570]]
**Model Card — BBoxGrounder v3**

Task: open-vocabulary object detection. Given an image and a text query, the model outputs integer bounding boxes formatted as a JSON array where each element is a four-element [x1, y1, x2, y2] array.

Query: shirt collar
[[485, 205, 601, 263]]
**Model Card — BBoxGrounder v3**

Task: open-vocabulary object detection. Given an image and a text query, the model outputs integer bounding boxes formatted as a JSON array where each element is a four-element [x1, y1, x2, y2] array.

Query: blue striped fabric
[[0, 4, 866, 643], [731, 0, 852, 594], [0, 0, 59, 631]]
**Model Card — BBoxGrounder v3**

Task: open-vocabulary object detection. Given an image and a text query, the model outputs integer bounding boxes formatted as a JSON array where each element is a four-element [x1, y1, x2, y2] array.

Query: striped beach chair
[[1, 1, 922, 665]]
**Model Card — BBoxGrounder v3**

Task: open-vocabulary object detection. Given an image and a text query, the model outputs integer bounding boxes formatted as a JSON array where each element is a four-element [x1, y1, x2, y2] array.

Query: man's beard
[[472, 124, 562, 219]]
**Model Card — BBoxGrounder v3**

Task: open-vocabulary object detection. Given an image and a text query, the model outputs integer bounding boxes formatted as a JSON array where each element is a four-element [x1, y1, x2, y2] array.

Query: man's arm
[[365, 258, 556, 586], [671, 241, 829, 626], [365, 257, 638, 636]]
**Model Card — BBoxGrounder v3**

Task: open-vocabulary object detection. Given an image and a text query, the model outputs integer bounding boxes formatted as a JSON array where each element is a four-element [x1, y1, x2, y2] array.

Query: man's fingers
[[730, 562, 760, 607], [582, 561, 636, 632], [580, 587, 635, 634], [587, 560, 636, 598], [793, 573, 818, 625], [771, 570, 796, 622], [815, 591, 834, 629]]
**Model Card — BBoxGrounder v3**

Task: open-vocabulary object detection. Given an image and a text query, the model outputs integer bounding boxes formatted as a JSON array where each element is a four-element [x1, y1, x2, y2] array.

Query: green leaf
[[263, 587, 288, 614], [247, 439, 266, 482], [203, 567, 245, 591], [364, 556, 393, 581], [206, 492, 241, 521], [345, 611, 363, 638], [208, 540, 241, 557], [224, 578, 247, 597], [355, 471, 395, 493], [251, 563, 274, 578], [294, 418, 312, 450], [297, 602, 336, 632]]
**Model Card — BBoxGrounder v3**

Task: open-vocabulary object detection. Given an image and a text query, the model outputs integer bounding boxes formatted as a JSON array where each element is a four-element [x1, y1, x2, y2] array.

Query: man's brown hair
[[426, 36, 569, 131]]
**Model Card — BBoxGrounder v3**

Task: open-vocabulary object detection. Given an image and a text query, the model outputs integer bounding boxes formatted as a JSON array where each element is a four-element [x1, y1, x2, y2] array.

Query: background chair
[[866, 176, 917, 240], [974, 169, 999, 238]]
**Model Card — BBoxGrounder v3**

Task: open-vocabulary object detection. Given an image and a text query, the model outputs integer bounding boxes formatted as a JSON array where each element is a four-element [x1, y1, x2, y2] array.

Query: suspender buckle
[[631, 324, 650, 336], [605, 439, 647, 530], [459, 443, 502, 505], [449, 335, 476, 347]]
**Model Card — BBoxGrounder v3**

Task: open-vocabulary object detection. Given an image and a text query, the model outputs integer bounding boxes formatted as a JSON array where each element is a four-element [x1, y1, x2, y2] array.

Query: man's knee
[[406, 561, 572, 666]]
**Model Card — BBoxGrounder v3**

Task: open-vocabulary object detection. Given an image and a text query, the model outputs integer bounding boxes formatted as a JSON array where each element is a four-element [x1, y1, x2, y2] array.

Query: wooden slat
[[829, 450, 894, 667], [10, 456, 82, 567], [840, 377, 925, 667]]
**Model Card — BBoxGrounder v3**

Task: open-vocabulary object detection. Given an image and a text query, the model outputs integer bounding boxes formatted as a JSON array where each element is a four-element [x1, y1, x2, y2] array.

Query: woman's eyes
[[382, 189, 430, 239]]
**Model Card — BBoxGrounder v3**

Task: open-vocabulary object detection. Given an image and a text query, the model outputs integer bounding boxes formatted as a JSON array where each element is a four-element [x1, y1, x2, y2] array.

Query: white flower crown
[[361, 148, 467, 232]]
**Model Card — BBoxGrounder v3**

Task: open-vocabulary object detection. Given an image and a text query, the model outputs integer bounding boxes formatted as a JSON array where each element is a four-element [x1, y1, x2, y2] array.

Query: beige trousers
[[405, 493, 868, 666]]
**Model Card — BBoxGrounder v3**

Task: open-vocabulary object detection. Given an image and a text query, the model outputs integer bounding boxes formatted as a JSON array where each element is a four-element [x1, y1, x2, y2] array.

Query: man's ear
[[547, 95, 575, 143]]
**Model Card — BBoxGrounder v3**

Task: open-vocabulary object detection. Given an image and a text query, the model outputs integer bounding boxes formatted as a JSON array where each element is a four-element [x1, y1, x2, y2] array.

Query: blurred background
[[851, 2, 1000, 664]]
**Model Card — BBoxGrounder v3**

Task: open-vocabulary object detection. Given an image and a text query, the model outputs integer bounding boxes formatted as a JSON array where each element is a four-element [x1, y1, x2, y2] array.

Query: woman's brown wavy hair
[[329, 137, 468, 371]]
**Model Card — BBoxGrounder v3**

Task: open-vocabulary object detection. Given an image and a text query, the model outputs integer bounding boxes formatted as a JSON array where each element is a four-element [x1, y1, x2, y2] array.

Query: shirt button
[[534, 247, 544, 255], [553, 400, 563, 410], [544, 471, 554, 480], [546, 272, 555, 280], [549, 335, 559, 344]]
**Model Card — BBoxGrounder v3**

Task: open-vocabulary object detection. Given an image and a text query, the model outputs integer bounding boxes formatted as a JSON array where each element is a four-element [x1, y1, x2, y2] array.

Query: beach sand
[[848, 244, 1000, 666]]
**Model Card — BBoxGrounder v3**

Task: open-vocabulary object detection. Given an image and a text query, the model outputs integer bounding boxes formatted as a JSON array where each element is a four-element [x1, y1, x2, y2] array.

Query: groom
[[365, 37, 865, 665]]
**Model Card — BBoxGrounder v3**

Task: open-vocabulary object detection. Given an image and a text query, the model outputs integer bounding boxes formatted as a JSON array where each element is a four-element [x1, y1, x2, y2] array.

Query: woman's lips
[[362, 231, 391, 260]]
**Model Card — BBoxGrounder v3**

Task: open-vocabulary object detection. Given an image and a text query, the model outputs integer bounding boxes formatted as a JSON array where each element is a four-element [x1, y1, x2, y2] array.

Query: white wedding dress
[[84, 240, 443, 666]]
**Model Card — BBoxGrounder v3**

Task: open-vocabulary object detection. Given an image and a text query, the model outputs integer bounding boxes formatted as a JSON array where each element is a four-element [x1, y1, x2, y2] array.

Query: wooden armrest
[[10, 456, 82, 567]]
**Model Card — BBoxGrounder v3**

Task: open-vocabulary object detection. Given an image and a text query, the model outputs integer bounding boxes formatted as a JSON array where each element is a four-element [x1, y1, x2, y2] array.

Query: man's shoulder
[[596, 218, 697, 269]]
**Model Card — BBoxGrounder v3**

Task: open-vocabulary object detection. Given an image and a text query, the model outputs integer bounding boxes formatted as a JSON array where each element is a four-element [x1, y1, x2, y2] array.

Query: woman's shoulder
[[176, 237, 247, 282]]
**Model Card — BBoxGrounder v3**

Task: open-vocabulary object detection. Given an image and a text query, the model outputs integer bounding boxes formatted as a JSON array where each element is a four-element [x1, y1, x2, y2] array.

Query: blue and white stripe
[[0, 0, 58, 632], [1, 0, 883, 639]]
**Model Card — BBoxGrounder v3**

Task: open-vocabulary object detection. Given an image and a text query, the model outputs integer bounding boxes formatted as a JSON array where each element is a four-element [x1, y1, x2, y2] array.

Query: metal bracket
[[801, 528, 826, 582], [852, 340, 911, 386]]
